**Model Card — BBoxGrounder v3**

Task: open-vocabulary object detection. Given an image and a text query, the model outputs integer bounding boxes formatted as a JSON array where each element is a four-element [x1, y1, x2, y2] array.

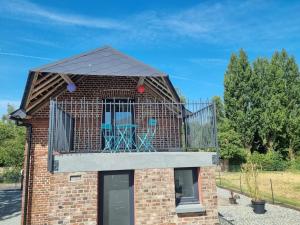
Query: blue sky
[[1, 0, 300, 116]]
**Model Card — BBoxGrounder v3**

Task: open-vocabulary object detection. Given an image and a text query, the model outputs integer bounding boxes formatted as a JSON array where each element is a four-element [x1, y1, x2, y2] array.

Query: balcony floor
[[53, 152, 217, 173]]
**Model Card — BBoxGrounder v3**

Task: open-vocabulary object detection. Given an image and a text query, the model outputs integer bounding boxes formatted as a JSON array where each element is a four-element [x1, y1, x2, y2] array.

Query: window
[[174, 168, 199, 205], [99, 171, 134, 225]]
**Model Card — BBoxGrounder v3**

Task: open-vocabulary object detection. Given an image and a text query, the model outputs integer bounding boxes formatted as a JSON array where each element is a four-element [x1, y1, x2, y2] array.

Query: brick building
[[11, 46, 219, 225]]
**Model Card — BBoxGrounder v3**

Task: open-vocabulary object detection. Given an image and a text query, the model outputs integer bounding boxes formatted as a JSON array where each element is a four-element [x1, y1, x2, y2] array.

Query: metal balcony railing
[[48, 98, 218, 154]]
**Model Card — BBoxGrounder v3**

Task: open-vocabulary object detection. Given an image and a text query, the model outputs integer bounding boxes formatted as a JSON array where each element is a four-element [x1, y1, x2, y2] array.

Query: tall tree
[[260, 50, 292, 152], [252, 58, 270, 152], [223, 49, 300, 160], [281, 51, 300, 159], [224, 49, 255, 151]]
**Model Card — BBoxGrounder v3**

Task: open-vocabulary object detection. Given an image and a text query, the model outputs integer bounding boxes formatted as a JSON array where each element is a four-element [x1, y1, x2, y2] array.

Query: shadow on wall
[[0, 189, 21, 220]]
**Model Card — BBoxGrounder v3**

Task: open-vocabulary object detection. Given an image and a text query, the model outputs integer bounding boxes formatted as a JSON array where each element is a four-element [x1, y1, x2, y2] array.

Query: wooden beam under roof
[[26, 74, 76, 112], [60, 74, 74, 84], [159, 76, 179, 102], [144, 78, 174, 102], [27, 75, 84, 115], [35, 73, 55, 86], [25, 72, 39, 109], [146, 77, 177, 102], [26, 76, 68, 113], [144, 79, 182, 115], [148, 77, 171, 95], [161, 76, 179, 102], [31, 77, 64, 99], [31, 75, 62, 98]]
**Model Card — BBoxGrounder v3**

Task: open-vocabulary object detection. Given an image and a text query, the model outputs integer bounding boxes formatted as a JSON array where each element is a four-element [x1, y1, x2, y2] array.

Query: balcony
[[48, 98, 218, 172]]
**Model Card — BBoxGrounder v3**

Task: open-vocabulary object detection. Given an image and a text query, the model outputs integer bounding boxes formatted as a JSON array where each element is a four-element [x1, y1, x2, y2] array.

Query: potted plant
[[229, 191, 237, 204], [242, 161, 266, 214]]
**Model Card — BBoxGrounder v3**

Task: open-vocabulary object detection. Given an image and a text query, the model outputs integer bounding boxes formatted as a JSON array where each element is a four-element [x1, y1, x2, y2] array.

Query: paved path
[[218, 187, 300, 225], [0, 189, 21, 225]]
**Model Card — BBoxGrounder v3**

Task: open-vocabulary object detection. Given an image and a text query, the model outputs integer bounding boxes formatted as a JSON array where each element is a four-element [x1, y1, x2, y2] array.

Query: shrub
[[289, 157, 300, 171], [0, 168, 21, 183], [249, 151, 288, 171]]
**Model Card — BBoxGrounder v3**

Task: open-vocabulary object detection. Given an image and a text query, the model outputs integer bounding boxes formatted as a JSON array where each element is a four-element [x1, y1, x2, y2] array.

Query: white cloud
[[170, 74, 222, 88], [0, 0, 127, 30], [188, 58, 228, 66], [1, 0, 300, 46], [0, 52, 53, 60], [20, 38, 60, 48]]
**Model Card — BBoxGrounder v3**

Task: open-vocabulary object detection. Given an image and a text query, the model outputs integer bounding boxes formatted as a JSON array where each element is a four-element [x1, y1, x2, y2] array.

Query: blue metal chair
[[101, 123, 114, 152], [137, 118, 157, 152]]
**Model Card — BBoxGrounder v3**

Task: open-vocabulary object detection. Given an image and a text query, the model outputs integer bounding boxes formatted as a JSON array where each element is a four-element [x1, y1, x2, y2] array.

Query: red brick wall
[[134, 168, 219, 225], [48, 172, 98, 225], [23, 119, 50, 225]]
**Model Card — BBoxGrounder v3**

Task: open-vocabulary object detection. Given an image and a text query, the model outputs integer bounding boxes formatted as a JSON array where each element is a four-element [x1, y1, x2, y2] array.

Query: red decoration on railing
[[137, 85, 145, 94]]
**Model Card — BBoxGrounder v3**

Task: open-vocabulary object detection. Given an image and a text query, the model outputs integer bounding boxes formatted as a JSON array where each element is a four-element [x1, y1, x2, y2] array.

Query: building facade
[[11, 46, 219, 225]]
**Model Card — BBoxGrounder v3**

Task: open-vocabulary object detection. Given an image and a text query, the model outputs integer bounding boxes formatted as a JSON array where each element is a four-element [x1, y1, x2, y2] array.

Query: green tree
[[224, 49, 256, 151], [279, 51, 300, 159], [213, 96, 246, 161], [260, 51, 288, 152], [251, 58, 270, 152], [212, 96, 224, 123], [224, 49, 300, 160], [0, 105, 26, 168]]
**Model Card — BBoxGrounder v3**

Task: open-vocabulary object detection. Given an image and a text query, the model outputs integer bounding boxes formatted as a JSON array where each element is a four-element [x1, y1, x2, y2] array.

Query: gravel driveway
[[218, 187, 300, 225], [0, 189, 21, 225]]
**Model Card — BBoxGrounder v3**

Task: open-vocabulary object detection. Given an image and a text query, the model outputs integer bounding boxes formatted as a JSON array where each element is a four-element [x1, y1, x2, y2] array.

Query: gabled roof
[[32, 46, 167, 77], [11, 45, 179, 118]]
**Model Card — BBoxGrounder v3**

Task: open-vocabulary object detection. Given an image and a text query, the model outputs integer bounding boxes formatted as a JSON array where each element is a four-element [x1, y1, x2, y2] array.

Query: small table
[[115, 124, 137, 151]]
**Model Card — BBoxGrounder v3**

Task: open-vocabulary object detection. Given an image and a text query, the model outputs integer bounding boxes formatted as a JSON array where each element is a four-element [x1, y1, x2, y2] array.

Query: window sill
[[175, 203, 206, 214]]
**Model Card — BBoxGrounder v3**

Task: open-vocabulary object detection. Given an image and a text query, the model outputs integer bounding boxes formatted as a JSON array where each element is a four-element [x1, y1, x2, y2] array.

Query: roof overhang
[[9, 108, 27, 121]]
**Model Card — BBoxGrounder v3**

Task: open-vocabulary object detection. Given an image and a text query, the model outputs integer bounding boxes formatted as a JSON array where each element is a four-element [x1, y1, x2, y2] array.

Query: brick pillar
[[25, 119, 51, 225]]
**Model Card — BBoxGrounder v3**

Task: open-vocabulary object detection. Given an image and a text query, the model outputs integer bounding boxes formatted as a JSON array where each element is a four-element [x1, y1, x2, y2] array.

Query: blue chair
[[137, 118, 157, 152], [101, 123, 114, 152]]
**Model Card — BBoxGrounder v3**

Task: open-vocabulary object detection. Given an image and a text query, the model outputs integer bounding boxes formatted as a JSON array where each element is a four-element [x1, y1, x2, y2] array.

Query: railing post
[[212, 101, 220, 165], [48, 100, 54, 172]]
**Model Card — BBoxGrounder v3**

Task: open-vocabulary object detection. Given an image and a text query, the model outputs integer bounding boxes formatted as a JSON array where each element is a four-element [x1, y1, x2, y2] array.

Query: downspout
[[21, 122, 32, 225], [13, 119, 32, 225]]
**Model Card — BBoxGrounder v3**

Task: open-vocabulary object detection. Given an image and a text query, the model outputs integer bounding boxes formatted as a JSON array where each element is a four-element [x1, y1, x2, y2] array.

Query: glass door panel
[[100, 171, 134, 225]]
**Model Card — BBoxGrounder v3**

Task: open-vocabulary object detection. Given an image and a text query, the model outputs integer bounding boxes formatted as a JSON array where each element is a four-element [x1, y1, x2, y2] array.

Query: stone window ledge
[[175, 203, 206, 214]]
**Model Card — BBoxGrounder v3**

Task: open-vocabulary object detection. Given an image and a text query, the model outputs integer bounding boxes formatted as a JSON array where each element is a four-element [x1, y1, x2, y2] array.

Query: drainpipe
[[10, 117, 32, 225], [20, 122, 32, 225]]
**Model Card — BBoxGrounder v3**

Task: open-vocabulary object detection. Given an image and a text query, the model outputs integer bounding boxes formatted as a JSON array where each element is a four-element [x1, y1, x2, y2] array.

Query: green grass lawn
[[216, 170, 300, 209]]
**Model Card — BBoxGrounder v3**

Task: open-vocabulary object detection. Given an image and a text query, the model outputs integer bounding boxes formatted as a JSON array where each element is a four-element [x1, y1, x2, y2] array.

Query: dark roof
[[14, 45, 180, 116], [32, 46, 167, 77]]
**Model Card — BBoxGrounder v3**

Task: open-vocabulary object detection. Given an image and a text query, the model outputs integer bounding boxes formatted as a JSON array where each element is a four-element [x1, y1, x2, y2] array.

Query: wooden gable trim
[[25, 72, 39, 109]]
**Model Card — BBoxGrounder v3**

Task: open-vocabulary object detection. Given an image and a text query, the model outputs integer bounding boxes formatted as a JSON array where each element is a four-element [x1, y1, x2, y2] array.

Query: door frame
[[98, 170, 134, 225]]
